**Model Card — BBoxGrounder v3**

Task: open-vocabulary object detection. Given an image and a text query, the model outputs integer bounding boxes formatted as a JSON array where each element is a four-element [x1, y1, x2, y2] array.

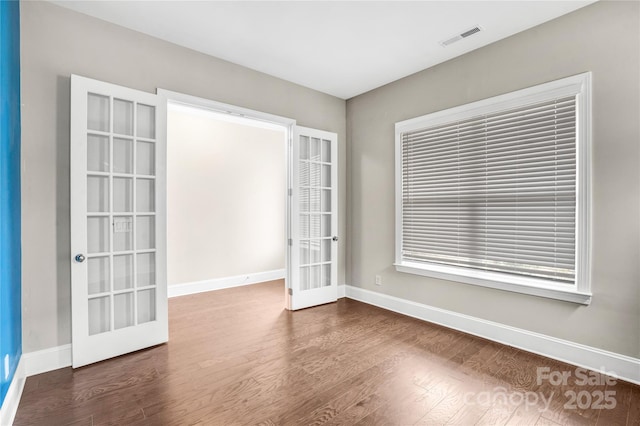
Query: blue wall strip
[[0, 0, 22, 407]]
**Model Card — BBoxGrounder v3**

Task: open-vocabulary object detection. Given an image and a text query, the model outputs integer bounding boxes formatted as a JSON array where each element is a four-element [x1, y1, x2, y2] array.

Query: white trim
[[22, 344, 72, 377], [394, 72, 592, 303], [0, 357, 25, 426], [395, 263, 592, 305], [344, 285, 640, 385], [168, 269, 286, 298], [157, 89, 296, 129], [337, 284, 346, 298]]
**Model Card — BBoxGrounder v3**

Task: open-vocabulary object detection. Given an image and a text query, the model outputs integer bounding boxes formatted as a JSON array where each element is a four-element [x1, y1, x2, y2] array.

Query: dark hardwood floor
[[14, 280, 639, 425]]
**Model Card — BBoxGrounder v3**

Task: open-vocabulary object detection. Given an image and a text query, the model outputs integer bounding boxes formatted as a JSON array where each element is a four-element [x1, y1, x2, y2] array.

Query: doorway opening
[[164, 100, 291, 301]]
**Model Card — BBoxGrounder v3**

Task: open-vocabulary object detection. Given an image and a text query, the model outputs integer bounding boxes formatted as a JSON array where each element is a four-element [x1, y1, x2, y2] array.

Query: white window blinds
[[400, 95, 577, 284]]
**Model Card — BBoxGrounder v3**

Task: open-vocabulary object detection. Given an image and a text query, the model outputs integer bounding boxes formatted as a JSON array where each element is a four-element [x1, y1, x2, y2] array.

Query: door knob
[[75, 254, 86, 263], [332, 236, 339, 242]]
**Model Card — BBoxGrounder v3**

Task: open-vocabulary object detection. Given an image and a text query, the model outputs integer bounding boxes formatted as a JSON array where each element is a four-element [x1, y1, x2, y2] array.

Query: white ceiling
[[52, 1, 597, 99]]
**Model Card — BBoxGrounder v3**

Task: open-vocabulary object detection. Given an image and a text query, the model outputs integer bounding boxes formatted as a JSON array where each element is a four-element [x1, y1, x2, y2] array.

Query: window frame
[[394, 72, 592, 305]]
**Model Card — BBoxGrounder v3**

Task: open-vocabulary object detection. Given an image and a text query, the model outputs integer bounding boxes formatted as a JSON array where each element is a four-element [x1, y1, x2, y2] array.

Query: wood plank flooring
[[14, 280, 639, 425]]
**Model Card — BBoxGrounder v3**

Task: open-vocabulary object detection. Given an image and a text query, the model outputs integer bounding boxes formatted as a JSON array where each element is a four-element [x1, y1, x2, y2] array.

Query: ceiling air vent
[[440, 25, 482, 47]]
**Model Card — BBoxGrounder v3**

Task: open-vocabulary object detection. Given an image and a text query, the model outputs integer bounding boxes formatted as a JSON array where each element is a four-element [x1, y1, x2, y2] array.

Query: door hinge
[[288, 238, 292, 246], [288, 188, 293, 196], [288, 288, 293, 295]]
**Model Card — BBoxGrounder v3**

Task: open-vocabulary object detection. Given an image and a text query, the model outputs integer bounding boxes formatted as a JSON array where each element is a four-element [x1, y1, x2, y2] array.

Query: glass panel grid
[[298, 133, 334, 293], [86, 94, 157, 337]]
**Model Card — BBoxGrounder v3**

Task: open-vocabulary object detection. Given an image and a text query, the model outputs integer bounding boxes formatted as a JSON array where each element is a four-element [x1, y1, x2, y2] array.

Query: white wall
[[346, 0, 640, 358], [167, 106, 286, 285], [20, 1, 346, 353]]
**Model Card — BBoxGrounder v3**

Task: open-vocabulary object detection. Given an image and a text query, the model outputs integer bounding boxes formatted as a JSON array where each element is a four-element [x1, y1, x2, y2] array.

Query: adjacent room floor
[[14, 280, 639, 425]]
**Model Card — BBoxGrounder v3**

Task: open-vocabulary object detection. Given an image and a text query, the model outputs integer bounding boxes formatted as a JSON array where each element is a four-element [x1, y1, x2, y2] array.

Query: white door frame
[[156, 89, 296, 303]]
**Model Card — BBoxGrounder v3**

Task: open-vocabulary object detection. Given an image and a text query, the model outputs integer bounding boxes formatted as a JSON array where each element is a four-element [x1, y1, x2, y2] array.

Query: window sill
[[394, 261, 592, 305]]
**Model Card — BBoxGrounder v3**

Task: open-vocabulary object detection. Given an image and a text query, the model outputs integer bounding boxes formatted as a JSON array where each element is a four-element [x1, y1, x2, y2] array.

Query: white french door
[[70, 75, 167, 368], [288, 126, 338, 310]]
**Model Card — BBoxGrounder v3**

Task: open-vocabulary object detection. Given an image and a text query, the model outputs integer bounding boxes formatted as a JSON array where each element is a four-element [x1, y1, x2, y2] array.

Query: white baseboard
[[168, 269, 286, 298], [0, 357, 25, 426], [22, 344, 72, 377], [337, 284, 346, 298], [345, 285, 640, 386]]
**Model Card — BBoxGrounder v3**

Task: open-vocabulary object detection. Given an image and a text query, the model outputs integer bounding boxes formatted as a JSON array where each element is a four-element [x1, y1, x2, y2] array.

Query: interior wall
[[167, 106, 286, 285], [0, 0, 22, 405], [20, 0, 346, 353], [346, 0, 640, 358]]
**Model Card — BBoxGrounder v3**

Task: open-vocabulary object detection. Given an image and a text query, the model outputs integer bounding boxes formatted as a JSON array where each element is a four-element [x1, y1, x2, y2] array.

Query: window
[[395, 73, 591, 304]]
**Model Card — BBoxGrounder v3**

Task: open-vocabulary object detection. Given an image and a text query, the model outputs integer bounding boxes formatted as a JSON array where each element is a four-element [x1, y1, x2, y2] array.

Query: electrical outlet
[[375, 275, 382, 286]]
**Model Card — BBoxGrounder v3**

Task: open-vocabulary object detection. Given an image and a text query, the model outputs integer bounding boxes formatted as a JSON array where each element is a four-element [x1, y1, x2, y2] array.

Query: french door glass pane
[[88, 296, 110, 335], [137, 141, 155, 175], [113, 254, 134, 290], [114, 292, 134, 329], [300, 215, 309, 238], [321, 214, 331, 237], [310, 215, 320, 238], [300, 188, 309, 212], [309, 265, 321, 289], [137, 253, 156, 287], [321, 190, 331, 212], [87, 93, 109, 132], [136, 179, 155, 212], [321, 139, 331, 163], [137, 104, 155, 139], [310, 138, 321, 161], [310, 240, 320, 263], [300, 267, 309, 290], [113, 177, 133, 212], [321, 264, 331, 287], [87, 135, 109, 172], [321, 239, 331, 262], [310, 189, 320, 212], [113, 99, 134, 136], [137, 289, 156, 324], [113, 216, 133, 252], [113, 138, 133, 174], [300, 162, 309, 186], [300, 240, 309, 265], [88, 257, 109, 295], [321, 165, 331, 187], [87, 176, 108, 213], [309, 163, 320, 187], [137, 216, 155, 249], [87, 217, 109, 253], [300, 136, 309, 160]]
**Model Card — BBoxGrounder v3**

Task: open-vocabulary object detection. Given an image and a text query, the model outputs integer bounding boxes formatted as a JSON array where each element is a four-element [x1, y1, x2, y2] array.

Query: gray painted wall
[[20, 1, 346, 352], [346, 0, 640, 357]]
